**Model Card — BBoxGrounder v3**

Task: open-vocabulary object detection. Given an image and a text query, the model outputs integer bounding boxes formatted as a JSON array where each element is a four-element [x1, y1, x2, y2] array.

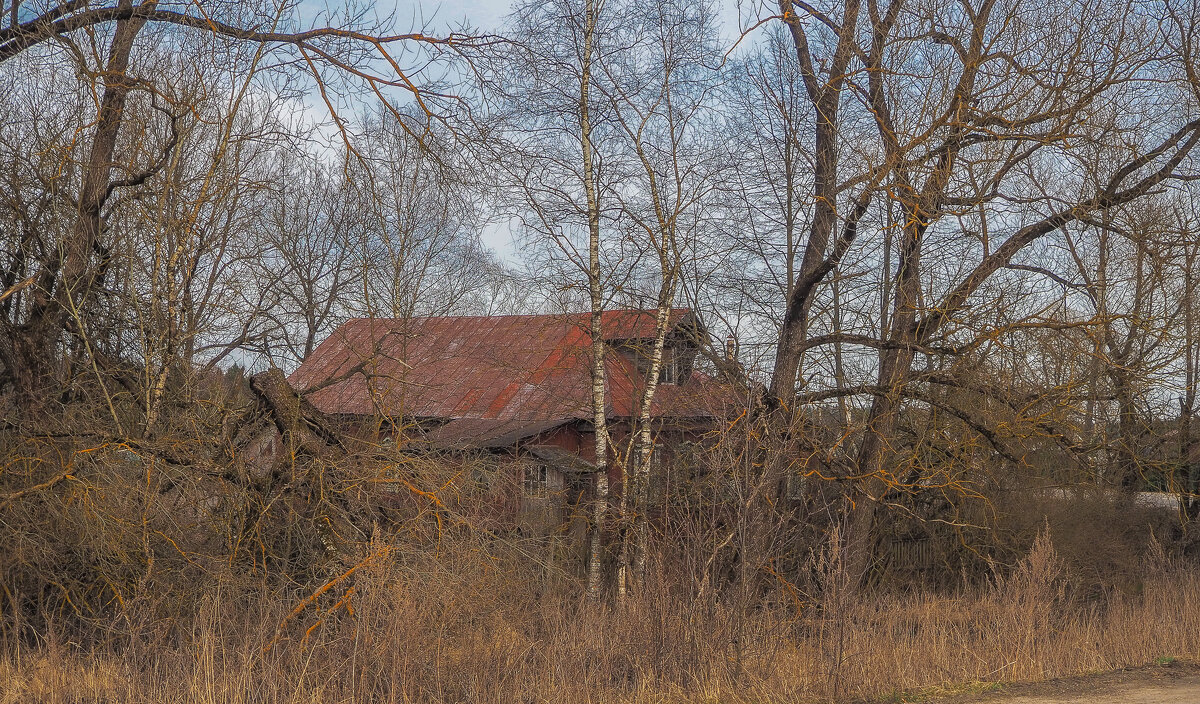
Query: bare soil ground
[[925, 661, 1200, 703]]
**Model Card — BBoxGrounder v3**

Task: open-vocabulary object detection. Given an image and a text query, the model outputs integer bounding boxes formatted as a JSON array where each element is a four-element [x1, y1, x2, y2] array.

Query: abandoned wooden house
[[286, 309, 741, 538]]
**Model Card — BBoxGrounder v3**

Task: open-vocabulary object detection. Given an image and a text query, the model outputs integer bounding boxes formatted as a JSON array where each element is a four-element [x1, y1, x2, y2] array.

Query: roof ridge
[[341, 308, 692, 325]]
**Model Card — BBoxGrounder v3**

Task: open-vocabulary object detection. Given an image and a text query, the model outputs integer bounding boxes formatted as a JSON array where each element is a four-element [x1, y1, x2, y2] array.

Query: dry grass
[[2, 533, 1198, 704]]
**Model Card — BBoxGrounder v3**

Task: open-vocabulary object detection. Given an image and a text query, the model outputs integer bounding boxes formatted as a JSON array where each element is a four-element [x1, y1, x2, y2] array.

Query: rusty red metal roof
[[287, 309, 736, 427], [420, 418, 569, 450]]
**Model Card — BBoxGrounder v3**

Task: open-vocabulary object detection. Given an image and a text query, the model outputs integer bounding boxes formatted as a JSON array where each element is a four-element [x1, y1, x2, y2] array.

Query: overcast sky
[[406, 0, 747, 37], [421, 0, 511, 31], [335, 0, 754, 258], [419, 0, 529, 258]]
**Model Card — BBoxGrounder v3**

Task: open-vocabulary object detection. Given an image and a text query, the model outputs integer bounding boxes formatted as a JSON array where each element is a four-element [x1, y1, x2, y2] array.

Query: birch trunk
[[610, 80, 688, 594], [628, 304, 674, 588], [1186, 248, 1199, 520], [581, 0, 610, 603]]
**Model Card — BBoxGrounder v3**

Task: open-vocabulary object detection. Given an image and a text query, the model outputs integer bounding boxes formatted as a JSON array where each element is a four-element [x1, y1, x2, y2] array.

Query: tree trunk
[[768, 0, 863, 405], [11, 1, 154, 412], [844, 208, 926, 586], [580, 0, 610, 602], [626, 304, 674, 593], [1110, 367, 1140, 489], [14, 0, 154, 412]]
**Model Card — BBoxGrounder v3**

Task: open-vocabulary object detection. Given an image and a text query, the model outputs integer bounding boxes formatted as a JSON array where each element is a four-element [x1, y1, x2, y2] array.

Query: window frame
[[658, 350, 679, 385], [523, 462, 549, 498]]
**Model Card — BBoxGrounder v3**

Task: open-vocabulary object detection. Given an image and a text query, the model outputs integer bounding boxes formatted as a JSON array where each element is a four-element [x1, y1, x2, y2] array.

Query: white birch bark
[[581, 0, 611, 602]]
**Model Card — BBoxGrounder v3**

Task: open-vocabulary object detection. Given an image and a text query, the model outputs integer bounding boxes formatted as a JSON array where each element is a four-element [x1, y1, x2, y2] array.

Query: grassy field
[[3, 534, 1198, 704]]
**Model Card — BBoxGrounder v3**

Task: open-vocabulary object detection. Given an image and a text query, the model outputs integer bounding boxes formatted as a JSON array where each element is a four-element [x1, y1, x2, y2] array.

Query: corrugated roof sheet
[[288, 309, 739, 430], [528, 445, 598, 473], [420, 418, 569, 450]]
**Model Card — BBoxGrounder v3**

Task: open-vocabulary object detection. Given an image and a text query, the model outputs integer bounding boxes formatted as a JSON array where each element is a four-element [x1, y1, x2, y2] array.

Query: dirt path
[[930, 662, 1200, 703]]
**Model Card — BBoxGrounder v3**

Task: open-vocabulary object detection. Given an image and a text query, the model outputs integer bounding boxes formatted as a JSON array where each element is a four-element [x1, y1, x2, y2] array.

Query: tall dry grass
[[3, 532, 1198, 704]]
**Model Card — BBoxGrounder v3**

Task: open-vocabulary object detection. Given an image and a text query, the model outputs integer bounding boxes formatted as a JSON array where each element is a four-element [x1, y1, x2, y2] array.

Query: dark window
[[648, 446, 666, 502], [658, 351, 679, 384], [523, 463, 548, 498]]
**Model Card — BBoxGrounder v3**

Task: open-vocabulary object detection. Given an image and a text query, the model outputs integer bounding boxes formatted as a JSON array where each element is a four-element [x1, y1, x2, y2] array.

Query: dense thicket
[[2, 2, 1200, 695]]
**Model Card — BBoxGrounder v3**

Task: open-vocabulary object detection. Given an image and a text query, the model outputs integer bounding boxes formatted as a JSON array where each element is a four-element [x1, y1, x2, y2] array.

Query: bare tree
[[350, 113, 493, 321], [598, 0, 724, 596], [0, 0, 487, 416], [497, 0, 619, 600], [256, 156, 358, 369], [713, 0, 1200, 584]]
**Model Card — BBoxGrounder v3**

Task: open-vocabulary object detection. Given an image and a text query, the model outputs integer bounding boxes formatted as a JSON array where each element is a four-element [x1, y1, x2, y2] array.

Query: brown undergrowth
[[2, 533, 1198, 704]]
